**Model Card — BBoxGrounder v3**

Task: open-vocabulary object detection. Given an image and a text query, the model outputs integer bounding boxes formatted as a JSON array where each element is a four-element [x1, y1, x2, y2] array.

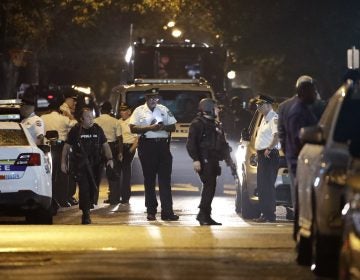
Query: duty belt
[[141, 138, 168, 142]]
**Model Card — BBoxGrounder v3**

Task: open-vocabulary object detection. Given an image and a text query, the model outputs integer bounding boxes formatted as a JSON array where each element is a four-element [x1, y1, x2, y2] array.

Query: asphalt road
[[0, 180, 320, 280]]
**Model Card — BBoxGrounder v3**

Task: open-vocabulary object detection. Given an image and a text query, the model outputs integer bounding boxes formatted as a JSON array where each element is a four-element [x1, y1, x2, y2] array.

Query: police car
[[0, 110, 53, 224]]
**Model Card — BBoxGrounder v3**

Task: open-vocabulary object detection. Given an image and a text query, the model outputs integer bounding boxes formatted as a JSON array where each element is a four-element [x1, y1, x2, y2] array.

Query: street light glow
[[172, 28, 182, 38], [167, 21, 176, 28], [227, 70, 236, 79], [125, 46, 133, 63]]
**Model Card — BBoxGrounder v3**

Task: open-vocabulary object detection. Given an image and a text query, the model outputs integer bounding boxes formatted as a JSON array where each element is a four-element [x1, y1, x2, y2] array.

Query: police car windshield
[[0, 129, 29, 145], [126, 90, 211, 123]]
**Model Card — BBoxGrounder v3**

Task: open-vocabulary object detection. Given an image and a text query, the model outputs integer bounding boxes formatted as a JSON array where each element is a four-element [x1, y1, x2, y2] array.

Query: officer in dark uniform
[[61, 107, 114, 224], [129, 88, 178, 221], [186, 98, 235, 226]]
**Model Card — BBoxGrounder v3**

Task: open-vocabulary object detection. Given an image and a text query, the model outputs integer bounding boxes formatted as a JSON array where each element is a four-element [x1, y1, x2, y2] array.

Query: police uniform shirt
[[119, 117, 138, 144], [94, 114, 122, 143], [254, 110, 280, 151], [60, 102, 72, 117], [21, 113, 45, 143], [41, 111, 77, 141], [129, 103, 177, 138]]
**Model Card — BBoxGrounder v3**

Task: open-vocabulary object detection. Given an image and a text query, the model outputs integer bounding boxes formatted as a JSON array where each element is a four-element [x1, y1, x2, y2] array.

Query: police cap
[[101, 101, 112, 113], [63, 88, 78, 100], [255, 94, 274, 106], [21, 86, 36, 105], [144, 88, 159, 98]]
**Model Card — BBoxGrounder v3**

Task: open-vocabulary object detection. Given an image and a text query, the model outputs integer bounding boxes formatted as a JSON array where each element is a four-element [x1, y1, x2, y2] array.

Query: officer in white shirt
[[253, 95, 280, 223], [60, 88, 77, 120], [118, 103, 138, 205], [41, 102, 78, 207], [20, 86, 44, 145], [94, 101, 122, 205], [129, 88, 179, 221]]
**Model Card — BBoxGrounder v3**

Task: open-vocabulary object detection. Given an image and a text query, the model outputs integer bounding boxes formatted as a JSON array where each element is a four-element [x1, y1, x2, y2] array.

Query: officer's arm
[[102, 142, 113, 161], [129, 123, 159, 134], [163, 123, 176, 132], [61, 143, 71, 173]]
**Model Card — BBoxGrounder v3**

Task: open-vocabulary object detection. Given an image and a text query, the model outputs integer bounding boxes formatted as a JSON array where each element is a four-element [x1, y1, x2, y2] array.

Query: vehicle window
[[318, 93, 338, 139], [333, 85, 360, 143], [125, 90, 211, 122], [248, 110, 261, 136], [0, 129, 29, 146]]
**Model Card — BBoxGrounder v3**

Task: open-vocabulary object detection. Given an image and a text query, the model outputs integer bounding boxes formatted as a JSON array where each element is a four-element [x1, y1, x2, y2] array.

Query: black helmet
[[198, 98, 216, 115]]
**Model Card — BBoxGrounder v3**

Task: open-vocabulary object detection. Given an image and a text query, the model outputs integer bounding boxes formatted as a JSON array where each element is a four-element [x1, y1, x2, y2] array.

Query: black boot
[[81, 210, 91, 225], [196, 211, 222, 226]]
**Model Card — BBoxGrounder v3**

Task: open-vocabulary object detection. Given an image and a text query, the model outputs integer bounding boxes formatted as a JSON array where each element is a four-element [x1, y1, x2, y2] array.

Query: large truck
[[124, 40, 228, 96]]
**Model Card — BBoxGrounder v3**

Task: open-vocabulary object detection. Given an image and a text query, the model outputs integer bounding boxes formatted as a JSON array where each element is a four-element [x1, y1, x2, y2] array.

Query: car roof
[[112, 79, 214, 93], [0, 121, 22, 130]]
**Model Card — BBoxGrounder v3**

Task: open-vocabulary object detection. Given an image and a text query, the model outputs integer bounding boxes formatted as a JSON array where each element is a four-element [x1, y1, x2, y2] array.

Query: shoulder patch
[[35, 120, 42, 127], [274, 118, 278, 125], [167, 110, 174, 117]]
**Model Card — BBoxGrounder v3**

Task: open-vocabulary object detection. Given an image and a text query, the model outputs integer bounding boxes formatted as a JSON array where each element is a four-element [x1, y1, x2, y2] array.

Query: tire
[[26, 207, 53, 225], [296, 234, 312, 266], [240, 179, 260, 219], [311, 224, 340, 278], [338, 235, 350, 280]]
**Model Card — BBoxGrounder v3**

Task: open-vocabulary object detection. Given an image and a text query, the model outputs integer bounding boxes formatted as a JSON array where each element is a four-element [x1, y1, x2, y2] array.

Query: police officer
[[253, 95, 280, 223], [20, 86, 44, 145], [61, 107, 114, 224], [118, 103, 138, 205], [129, 88, 178, 221], [60, 88, 77, 120], [94, 101, 122, 205], [41, 102, 77, 207], [186, 98, 234, 226]]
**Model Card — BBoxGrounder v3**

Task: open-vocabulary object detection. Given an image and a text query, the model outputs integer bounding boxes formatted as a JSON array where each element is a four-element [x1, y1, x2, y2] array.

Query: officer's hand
[[193, 161, 201, 173], [61, 162, 68, 174], [106, 159, 114, 169]]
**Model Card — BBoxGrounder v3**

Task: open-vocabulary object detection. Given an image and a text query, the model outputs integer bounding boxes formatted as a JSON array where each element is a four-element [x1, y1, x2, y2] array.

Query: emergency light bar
[[134, 78, 208, 85]]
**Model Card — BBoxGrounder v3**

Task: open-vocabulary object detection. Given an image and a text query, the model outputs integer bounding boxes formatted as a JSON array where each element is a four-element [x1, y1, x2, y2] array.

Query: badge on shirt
[[35, 120, 42, 127]]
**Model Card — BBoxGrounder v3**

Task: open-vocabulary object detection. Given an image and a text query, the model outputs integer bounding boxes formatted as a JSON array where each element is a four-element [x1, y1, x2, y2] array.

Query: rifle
[[226, 157, 239, 183]]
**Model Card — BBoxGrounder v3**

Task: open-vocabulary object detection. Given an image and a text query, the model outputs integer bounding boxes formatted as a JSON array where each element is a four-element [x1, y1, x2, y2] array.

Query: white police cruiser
[[0, 118, 53, 224]]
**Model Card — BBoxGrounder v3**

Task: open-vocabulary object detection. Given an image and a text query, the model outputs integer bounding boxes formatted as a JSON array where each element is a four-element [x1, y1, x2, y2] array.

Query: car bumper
[[0, 191, 51, 213]]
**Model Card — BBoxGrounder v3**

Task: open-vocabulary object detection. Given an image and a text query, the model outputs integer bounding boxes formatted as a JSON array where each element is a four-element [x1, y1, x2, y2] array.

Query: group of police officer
[[20, 85, 238, 226]]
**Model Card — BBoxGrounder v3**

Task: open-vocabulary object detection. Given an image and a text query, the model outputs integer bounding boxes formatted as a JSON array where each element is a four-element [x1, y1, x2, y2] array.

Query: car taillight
[[15, 153, 41, 166]]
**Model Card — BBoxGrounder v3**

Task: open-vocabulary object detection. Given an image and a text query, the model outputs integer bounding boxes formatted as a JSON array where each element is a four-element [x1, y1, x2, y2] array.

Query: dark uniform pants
[[108, 141, 121, 204], [257, 149, 279, 220], [198, 159, 219, 214], [119, 144, 136, 203], [138, 139, 173, 215], [76, 164, 101, 211]]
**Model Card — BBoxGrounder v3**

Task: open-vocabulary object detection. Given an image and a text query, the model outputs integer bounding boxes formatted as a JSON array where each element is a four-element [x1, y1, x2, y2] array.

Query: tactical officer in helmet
[[186, 98, 235, 226]]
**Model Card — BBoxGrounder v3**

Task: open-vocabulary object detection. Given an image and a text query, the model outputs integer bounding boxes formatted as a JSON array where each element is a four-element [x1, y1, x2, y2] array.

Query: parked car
[[234, 107, 292, 219], [0, 121, 53, 224], [339, 140, 360, 280], [109, 78, 234, 194], [295, 80, 360, 277]]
